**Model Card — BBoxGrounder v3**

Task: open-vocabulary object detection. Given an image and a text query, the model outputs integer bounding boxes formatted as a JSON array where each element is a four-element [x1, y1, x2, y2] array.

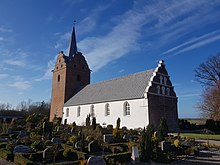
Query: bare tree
[[197, 85, 220, 120], [195, 53, 220, 87], [195, 53, 220, 120]]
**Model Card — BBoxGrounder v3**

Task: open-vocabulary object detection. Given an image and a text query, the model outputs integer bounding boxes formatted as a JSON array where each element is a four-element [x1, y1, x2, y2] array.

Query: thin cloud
[[4, 60, 26, 67], [163, 29, 220, 55], [36, 55, 57, 81], [0, 74, 9, 80], [9, 81, 31, 91], [0, 27, 12, 33]]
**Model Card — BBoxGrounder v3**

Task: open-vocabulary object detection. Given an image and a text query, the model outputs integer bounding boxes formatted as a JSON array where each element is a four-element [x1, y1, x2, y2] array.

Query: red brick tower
[[49, 27, 90, 121]]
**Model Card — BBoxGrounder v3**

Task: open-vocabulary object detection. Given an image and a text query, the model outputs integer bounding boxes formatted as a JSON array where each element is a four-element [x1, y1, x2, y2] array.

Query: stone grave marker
[[75, 141, 81, 148], [161, 141, 171, 152], [87, 156, 106, 165], [88, 140, 101, 153], [103, 134, 113, 143], [131, 146, 140, 164], [43, 147, 54, 162], [13, 145, 31, 154], [51, 137, 61, 144]]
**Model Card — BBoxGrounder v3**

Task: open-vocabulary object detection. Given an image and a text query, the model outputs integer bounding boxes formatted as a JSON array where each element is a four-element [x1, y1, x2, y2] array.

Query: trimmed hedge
[[14, 154, 33, 165], [0, 149, 13, 161], [61, 144, 87, 159], [104, 152, 131, 164]]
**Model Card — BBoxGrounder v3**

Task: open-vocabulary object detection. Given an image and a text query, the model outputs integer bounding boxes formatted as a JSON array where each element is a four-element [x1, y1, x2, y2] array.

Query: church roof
[[64, 69, 155, 106]]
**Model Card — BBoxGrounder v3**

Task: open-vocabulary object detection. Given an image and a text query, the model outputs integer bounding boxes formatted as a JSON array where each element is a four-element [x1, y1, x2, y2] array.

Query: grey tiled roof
[[64, 69, 155, 106]]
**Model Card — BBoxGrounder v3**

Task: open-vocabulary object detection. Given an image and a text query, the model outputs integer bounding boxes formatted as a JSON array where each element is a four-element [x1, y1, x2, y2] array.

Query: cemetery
[[0, 113, 219, 164]]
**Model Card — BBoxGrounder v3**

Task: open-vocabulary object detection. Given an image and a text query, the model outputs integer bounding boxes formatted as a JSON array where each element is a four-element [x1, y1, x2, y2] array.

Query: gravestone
[[161, 141, 171, 152], [88, 140, 101, 153], [7, 128, 13, 134], [13, 145, 31, 154], [87, 156, 106, 165], [122, 126, 127, 131], [103, 134, 113, 143], [51, 137, 61, 144], [17, 130, 27, 139], [123, 134, 130, 141], [75, 141, 81, 148], [131, 146, 140, 164], [43, 147, 54, 162]]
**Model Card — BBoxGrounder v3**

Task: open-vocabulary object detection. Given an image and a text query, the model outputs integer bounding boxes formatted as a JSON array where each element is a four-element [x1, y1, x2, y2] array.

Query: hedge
[[14, 154, 33, 165], [0, 149, 13, 161], [104, 152, 131, 164], [61, 144, 87, 159]]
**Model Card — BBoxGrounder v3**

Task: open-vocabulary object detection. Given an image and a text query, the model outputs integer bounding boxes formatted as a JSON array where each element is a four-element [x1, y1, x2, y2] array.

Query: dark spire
[[68, 26, 77, 58]]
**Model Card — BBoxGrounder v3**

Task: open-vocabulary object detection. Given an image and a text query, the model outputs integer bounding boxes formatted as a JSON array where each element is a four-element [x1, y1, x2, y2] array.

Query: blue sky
[[0, 0, 220, 118]]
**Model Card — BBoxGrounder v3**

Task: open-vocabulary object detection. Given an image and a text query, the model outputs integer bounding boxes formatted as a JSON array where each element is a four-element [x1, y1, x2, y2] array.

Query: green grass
[[178, 133, 220, 141]]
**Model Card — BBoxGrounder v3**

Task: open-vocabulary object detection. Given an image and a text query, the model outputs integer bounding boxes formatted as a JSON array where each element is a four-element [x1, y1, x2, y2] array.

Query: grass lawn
[[178, 133, 220, 141]]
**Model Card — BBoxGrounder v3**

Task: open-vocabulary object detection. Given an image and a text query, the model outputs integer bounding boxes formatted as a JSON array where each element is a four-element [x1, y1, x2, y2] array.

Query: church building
[[49, 27, 179, 132]]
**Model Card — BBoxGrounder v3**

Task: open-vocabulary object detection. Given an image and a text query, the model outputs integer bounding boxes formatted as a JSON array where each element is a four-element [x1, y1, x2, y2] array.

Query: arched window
[[164, 77, 167, 85], [66, 108, 69, 117], [159, 75, 163, 84], [77, 106, 81, 117], [57, 75, 60, 82], [90, 105, 95, 117], [105, 103, 110, 116], [157, 85, 160, 94], [162, 86, 165, 95], [77, 74, 81, 81], [166, 88, 170, 96], [124, 102, 130, 116]]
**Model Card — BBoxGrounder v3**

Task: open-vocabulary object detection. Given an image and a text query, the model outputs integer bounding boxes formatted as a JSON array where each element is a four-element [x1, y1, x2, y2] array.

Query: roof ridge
[[90, 68, 155, 86]]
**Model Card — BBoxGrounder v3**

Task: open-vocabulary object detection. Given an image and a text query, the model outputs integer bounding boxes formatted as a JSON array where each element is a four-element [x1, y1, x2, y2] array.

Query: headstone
[[43, 147, 54, 162], [75, 141, 81, 148], [88, 140, 101, 153], [122, 126, 127, 131], [103, 134, 113, 143], [13, 145, 31, 154], [161, 141, 171, 152], [123, 134, 130, 141], [87, 156, 106, 165], [131, 146, 140, 164], [7, 128, 13, 134], [17, 130, 28, 139], [51, 137, 61, 144]]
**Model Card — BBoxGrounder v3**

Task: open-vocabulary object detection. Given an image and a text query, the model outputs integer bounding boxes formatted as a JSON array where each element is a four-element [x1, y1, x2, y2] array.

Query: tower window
[[124, 102, 130, 116], [162, 86, 165, 95], [77, 75, 81, 81], [157, 85, 160, 94], [57, 75, 60, 82], [166, 88, 170, 96], [164, 77, 167, 85], [159, 76, 163, 84], [105, 103, 110, 116]]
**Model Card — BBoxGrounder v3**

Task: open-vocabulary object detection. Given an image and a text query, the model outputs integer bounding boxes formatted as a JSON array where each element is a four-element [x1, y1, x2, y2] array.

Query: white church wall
[[62, 98, 149, 129]]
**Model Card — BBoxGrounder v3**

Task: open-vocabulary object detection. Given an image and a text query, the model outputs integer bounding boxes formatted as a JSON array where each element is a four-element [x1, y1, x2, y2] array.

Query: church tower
[[49, 27, 90, 121]]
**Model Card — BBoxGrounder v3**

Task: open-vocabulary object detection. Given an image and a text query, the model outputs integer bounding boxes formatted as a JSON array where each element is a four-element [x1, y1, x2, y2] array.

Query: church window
[[77, 106, 81, 117], [66, 108, 69, 117], [124, 102, 130, 116], [55, 108, 58, 117], [77, 75, 81, 81], [90, 105, 95, 117], [162, 86, 165, 95], [164, 77, 167, 85], [159, 76, 163, 84], [105, 103, 110, 116], [157, 85, 160, 94], [56, 66, 58, 69], [166, 88, 170, 96], [57, 75, 60, 82]]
